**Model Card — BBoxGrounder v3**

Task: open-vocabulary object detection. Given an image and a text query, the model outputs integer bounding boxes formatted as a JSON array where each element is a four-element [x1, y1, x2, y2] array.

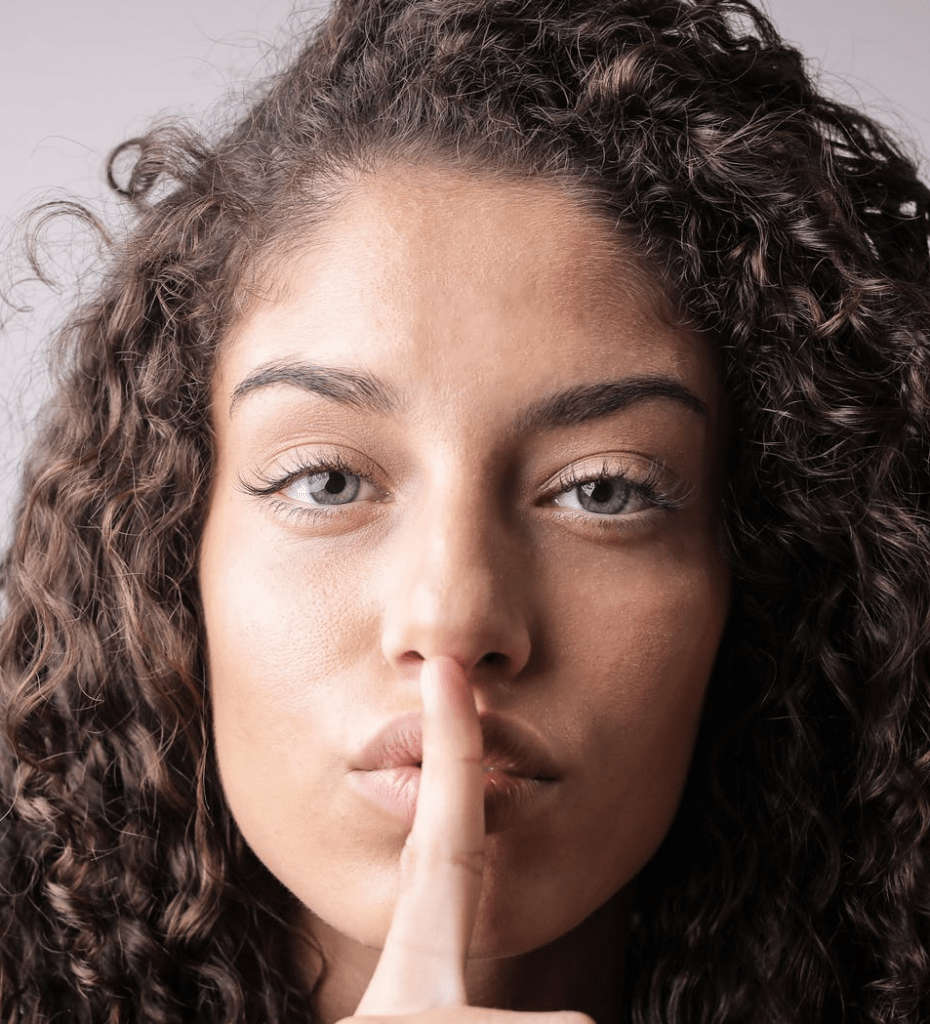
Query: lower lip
[[347, 766, 555, 833]]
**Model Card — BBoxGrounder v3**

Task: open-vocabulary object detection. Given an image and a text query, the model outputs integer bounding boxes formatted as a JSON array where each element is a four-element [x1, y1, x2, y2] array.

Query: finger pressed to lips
[[355, 658, 486, 1015], [347, 700, 561, 832]]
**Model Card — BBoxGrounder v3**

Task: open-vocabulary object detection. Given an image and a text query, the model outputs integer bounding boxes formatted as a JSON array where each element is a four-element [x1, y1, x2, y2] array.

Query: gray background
[[2, 0, 928, 543]]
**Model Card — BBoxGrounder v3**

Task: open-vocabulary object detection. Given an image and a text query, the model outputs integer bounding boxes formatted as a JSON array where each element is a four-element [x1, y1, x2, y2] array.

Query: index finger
[[356, 656, 485, 1015]]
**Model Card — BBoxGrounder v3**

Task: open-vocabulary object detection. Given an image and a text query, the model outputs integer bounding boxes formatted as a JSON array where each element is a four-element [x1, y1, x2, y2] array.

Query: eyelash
[[242, 453, 359, 495], [238, 453, 374, 523], [549, 459, 694, 515], [239, 454, 692, 525]]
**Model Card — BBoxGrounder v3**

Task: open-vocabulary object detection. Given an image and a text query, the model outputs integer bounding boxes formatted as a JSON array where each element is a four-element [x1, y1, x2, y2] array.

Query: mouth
[[347, 711, 561, 832]]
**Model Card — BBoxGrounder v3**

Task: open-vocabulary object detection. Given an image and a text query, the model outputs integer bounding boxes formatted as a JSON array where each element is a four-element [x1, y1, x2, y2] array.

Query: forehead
[[218, 165, 716, 415]]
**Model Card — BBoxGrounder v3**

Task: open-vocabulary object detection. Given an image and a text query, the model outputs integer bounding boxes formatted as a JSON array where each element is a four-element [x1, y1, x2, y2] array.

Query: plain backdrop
[[1, 0, 928, 543]]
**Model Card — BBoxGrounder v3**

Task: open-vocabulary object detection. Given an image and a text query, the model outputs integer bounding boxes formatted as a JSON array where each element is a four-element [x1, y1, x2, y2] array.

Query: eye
[[553, 476, 650, 516], [282, 468, 369, 506], [238, 451, 383, 518], [547, 457, 693, 520]]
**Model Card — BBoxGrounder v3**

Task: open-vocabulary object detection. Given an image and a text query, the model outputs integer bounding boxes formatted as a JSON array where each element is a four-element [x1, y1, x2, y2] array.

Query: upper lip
[[351, 711, 561, 782]]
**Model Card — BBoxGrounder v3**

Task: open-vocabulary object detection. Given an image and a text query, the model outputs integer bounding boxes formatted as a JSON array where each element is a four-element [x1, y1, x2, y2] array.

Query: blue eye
[[576, 478, 636, 514], [282, 469, 366, 506], [239, 451, 384, 522], [555, 476, 649, 516], [549, 457, 694, 519]]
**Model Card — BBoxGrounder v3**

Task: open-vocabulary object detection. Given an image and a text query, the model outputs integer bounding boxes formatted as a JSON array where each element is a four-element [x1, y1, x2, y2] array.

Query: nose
[[379, 483, 532, 679]]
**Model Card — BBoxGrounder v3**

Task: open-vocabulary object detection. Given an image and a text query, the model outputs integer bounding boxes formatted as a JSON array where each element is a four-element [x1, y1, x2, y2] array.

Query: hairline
[[219, 148, 691, 366]]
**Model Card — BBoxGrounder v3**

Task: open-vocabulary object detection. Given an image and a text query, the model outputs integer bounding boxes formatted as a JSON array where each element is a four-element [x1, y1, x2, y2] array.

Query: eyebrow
[[516, 376, 708, 431], [230, 360, 399, 415], [229, 359, 708, 426]]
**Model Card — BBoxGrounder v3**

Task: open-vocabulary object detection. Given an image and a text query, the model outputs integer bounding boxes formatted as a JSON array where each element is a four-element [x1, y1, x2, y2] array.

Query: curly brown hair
[[2, 1, 929, 1021]]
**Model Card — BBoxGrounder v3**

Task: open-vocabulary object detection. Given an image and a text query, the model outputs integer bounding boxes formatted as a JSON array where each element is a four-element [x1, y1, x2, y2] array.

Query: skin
[[198, 166, 730, 1021]]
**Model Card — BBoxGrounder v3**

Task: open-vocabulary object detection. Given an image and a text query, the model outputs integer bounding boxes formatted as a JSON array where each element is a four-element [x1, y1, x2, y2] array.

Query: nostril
[[398, 649, 507, 670]]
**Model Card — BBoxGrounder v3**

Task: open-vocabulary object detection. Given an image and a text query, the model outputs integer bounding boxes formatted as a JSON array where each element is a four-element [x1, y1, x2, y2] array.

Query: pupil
[[324, 472, 347, 494], [588, 480, 613, 504]]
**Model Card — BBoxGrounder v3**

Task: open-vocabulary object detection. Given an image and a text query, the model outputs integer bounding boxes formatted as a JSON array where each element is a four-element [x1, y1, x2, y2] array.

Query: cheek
[[540, 530, 728, 835], [198, 504, 394, 915], [200, 496, 378, 691], [465, 537, 728, 954]]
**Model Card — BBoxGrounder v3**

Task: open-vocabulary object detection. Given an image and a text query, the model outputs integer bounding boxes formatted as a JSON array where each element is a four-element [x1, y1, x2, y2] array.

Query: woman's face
[[199, 167, 729, 960]]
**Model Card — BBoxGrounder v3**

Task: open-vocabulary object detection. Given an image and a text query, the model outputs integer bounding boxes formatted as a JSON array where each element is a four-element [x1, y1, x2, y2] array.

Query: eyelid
[[237, 445, 384, 501], [543, 454, 695, 512]]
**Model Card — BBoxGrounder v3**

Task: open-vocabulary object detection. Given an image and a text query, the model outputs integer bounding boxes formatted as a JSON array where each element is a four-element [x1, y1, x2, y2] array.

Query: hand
[[347, 657, 594, 1024]]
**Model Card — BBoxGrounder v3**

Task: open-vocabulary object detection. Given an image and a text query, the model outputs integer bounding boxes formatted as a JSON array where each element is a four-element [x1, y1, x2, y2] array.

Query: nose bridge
[[380, 471, 531, 674]]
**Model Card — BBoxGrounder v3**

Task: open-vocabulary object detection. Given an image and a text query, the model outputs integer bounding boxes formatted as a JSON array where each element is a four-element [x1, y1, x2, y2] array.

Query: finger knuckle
[[400, 841, 485, 879], [450, 847, 485, 878]]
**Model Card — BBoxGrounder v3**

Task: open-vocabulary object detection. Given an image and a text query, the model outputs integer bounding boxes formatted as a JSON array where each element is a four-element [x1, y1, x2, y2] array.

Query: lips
[[347, 711, 561, 832]]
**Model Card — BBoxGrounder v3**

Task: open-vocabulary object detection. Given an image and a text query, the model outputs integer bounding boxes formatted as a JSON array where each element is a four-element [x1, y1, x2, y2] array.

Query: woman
[[2, 1, 929, 1022]]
